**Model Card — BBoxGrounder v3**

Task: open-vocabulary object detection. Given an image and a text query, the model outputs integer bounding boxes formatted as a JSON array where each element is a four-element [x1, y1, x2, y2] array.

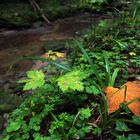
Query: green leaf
[[74, 40, 104, 87], [45, 135, 61, 140], [57, 70, 88, 92], [77, 126, 92, 137], [86, 85, 100, 95], [75, 40, 93, 66], [128, 134, 140, 140], [103, 51, 111, 86], [116, 135, 127, 140], [33, 133, 48, 140], [7, 122, 21, 132], [132, 116, 140, 125], [79, 108, 92, 120], [92, 127, 102, 136], [115, 120, 129, 132], [18, 70, 45, 91], [110, 68, 119, 86], [2, 135, 11, 140]]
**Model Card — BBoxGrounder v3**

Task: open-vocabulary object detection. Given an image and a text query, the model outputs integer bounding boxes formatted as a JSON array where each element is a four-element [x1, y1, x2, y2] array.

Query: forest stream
[[0, 13, 106, 90]]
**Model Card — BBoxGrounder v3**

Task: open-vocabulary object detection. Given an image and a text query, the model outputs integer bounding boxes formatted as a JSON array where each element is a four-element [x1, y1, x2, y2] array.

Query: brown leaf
[[102, 81, 140, 116]]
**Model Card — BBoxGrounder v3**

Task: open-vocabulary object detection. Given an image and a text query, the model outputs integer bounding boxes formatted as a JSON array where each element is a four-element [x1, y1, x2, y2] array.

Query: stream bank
[[0, 13, 108, 90], [0, 12, 106, 133]]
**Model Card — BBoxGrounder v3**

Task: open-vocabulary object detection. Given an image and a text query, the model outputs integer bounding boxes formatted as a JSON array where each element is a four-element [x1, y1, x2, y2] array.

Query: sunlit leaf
[[57, 70, 88, 92], [79, 108, 92, 120], [18, 70, 45, 91], [7, 122, 21, 132]]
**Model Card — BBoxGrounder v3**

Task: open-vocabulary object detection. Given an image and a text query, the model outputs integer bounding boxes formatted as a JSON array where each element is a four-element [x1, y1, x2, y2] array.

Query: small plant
[[80, 0, 108, 11], [57, 70, 89, 92], [18, 70, 46, 91]]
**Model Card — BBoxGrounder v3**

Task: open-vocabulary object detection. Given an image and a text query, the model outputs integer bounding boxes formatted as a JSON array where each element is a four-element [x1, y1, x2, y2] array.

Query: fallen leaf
[[54, 52, 65, 58], [41, 53, 49, 59], [41, 52, 65, 60], [102, 81, 140, 116]]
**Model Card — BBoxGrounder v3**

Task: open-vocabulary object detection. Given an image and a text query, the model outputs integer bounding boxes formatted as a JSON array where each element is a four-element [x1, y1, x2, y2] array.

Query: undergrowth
[[1, 0, 140, 140]]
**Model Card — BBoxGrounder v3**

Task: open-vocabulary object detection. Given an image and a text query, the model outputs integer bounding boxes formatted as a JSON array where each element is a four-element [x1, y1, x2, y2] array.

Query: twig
[[29, 0, 51, 24], [29, 0, 37, 12]]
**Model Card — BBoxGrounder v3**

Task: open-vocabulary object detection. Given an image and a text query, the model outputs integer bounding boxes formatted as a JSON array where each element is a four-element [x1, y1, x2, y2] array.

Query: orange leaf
[[102, 81, 140, 116]]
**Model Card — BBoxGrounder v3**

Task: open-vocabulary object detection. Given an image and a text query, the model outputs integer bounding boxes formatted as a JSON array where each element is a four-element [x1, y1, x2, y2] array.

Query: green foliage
[[103, 52, 120, 86], [116, 134, 140, 140], [57, 70, 89, 92], [85, 0, 107, 5], [80, 0, 108, 11], [92, 127, 102, 135], [2, 1, 140, 139], [6, 121, 21, 133], [115, 120, 129, 132], [0, 0, 108, 25], [79, 108, 92, 120], [18, 70, 45, 91], [85, 85, 100, 95]]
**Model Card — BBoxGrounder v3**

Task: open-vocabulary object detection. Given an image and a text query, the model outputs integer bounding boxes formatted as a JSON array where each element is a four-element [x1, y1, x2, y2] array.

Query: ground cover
[[1, 0, 140, 140]]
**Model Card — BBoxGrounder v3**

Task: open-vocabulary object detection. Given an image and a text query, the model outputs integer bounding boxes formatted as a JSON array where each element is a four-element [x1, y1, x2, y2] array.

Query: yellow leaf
[[54, 52, 65, 58], [50, 55, 57, 60]]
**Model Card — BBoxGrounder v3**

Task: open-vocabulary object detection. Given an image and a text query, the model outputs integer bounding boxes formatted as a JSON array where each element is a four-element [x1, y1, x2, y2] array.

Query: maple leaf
[[102, 81, 140, 116], [57, 70, 88, 92], [18, 70, 45, 91]]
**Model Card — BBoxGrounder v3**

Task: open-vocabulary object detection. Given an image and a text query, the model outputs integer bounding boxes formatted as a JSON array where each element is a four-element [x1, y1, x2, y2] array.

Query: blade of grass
[[103, 52, 111, 74], [100, 90, 109, 125], [133, 7, 137, 19], [126, 97, 140, 106], [20, 56, 71, 72], [95, 85, 109, 127], [112, 39, 127, 49], [116, 118, 140, 125], [75, 39, 93, 66], [75, 40, 104, 87], [110, 68, 119, 86], [103, 51, 111, 86]]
